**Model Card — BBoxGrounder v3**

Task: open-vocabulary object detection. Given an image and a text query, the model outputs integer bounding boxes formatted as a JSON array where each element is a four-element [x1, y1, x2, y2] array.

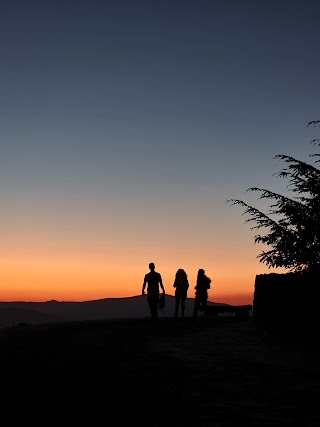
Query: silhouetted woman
[[173, 268, 189, 317], [193, 269, 211, 318]]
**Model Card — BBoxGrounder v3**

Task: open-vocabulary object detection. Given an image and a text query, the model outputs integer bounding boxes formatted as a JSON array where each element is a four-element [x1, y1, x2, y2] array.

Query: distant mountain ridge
[[0, 295, 227, 328]]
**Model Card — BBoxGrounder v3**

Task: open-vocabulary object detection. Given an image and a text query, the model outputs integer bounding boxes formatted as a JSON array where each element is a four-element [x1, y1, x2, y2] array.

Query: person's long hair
[[174, 269, 189, 290], [175, 268, 187, 280], [197, 269, 205, 279]]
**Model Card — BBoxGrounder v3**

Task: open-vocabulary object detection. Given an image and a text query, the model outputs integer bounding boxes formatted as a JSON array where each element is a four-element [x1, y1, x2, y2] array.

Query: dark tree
[[228, 121, 320, 273]]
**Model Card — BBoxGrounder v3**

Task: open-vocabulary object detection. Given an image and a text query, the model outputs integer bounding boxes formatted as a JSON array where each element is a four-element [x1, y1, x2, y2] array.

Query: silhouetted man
[[142, 262, 165, 319]]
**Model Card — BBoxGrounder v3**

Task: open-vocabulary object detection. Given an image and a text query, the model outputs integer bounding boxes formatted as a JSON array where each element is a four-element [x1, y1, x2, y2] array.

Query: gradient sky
[[1, 0, 320, 304]]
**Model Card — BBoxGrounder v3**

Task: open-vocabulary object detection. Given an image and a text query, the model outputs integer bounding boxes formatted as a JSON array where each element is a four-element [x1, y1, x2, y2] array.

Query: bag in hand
[[159, 292, 165, 309]]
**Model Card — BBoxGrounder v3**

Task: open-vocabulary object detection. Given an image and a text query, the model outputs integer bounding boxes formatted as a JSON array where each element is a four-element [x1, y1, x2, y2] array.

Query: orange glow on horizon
[[0, 227, 286, 304], [0, 252, 276, 304]]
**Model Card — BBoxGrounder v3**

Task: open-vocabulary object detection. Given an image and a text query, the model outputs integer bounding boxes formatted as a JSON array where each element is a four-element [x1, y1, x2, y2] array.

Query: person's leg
[[147, 294, 153, 317], [151, 302, 158, 318], [153, 293, 159, 318], [174, 293, 180, 316], [181, 296, 186, 317], [202, 297, 207, 311], [147, 293, 158, 318], [193, 296, 200, 317]]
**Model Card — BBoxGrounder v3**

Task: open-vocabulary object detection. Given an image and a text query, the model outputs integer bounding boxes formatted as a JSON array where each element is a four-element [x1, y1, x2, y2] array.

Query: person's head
[[198, 269, 205, 277], [149, 262, 155, 271], [176, 268, 187, 278]]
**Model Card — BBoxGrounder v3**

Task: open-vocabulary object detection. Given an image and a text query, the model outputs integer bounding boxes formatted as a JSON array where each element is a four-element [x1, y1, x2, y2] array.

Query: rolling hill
[[0, 294, 227, 328]]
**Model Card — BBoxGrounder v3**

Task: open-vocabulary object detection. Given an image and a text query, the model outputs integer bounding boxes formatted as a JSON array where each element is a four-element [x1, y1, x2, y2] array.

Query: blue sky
[[1, 0, 320, 302]]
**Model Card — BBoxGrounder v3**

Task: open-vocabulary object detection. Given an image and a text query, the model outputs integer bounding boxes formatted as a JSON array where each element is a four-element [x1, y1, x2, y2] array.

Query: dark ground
[[1, 316, 319, 426]]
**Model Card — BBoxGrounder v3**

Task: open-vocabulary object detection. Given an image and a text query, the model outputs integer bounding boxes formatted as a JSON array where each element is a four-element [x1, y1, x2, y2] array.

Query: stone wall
[[253, 271, 320, 331]]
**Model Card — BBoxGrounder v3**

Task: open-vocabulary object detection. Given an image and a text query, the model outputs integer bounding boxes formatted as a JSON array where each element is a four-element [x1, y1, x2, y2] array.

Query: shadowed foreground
[[1, 317, 319, 426]]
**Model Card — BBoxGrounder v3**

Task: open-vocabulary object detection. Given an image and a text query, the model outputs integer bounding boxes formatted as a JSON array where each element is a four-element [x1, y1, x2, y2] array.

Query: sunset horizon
[[1, 1, 318, 307], [1, 252, 282, 304]]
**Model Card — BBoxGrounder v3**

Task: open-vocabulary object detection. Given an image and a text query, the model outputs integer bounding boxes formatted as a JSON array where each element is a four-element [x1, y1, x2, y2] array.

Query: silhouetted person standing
[[142, 262, 165, 319], [173, 268, 189, 317], [193, 269, 211, 318]]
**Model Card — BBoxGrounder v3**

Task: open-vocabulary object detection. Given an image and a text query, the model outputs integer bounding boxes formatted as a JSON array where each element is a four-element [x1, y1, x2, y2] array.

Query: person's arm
[[159, 275, 165, 293], [142, 276, 147, 295]]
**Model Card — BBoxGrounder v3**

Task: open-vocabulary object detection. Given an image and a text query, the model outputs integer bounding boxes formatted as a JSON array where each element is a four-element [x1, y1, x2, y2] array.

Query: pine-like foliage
[[228, 121, 320, 273]]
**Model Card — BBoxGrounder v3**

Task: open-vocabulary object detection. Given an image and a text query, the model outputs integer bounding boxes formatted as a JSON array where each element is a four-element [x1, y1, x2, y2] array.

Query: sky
[[1, 0, 320, 304]]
